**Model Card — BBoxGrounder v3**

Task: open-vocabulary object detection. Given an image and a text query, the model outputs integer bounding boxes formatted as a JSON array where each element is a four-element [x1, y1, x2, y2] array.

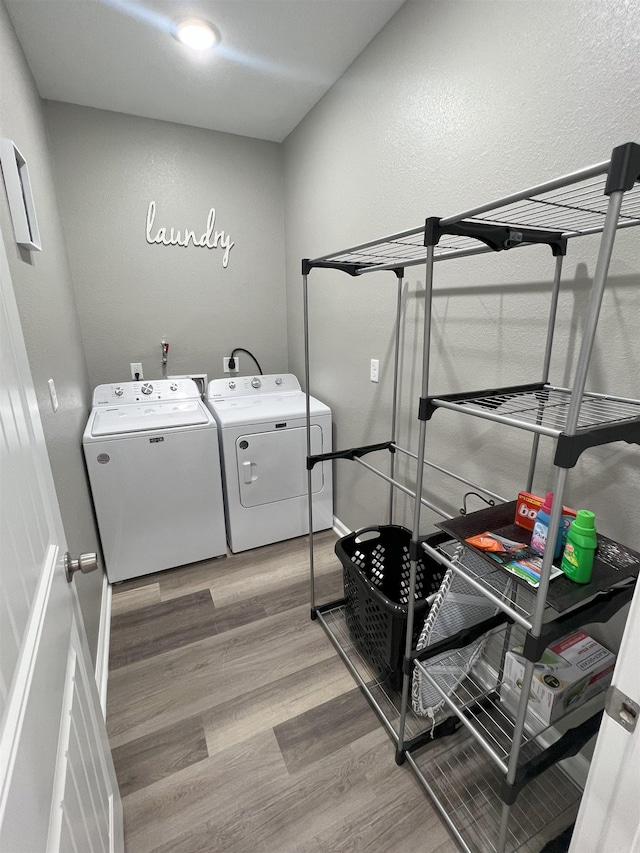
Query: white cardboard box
[[503, 630, 616, 726]]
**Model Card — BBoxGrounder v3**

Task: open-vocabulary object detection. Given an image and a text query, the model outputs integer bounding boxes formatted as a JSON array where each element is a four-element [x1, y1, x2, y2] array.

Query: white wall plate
[[0, 138, 42, 251]]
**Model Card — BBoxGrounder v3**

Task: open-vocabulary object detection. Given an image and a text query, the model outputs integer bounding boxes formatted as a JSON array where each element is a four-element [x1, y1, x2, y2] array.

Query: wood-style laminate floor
[[106, 531, 456, 853]]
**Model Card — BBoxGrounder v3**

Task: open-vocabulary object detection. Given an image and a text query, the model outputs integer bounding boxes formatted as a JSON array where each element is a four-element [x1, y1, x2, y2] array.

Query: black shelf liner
[[436, 501, 640, 615]]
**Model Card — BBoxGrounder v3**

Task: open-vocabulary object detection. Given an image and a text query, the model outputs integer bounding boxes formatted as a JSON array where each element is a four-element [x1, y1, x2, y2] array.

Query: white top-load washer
[[83, 378, 226, 583], [206, 374, 333, 553]]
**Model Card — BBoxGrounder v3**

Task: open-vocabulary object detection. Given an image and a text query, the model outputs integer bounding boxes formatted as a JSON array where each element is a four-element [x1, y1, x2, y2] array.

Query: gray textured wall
[[284, 0, 640, 565], [45, 103, 286, 388], [0, 2, 104, 662]]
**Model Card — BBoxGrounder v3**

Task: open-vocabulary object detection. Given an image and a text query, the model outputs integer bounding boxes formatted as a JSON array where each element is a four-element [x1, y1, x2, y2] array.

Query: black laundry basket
[[335, 525, 447, 691]]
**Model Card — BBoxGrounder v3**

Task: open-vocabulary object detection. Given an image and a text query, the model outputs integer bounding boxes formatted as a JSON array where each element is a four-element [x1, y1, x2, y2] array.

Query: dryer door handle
[[242, 460, 258, 484]]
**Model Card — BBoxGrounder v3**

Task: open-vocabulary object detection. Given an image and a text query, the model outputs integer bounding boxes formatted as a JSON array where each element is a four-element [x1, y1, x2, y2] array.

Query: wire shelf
[[471, 176, 640, 238], [409, 725, 581, 853], [319, 598, 573, 773], [429, 539, 536, 628], [317, 603, 449, 743], [433, 506, 640, 621], [431, 384, 640, 438], [307, 160, 640, 273], [414, 622, 550, 772]]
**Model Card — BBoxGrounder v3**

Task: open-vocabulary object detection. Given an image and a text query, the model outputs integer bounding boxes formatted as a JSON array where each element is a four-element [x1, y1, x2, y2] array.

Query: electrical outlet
[[130, 362, 143, 380], [223, 357, 239, 373], [370, 359, 379, 383]]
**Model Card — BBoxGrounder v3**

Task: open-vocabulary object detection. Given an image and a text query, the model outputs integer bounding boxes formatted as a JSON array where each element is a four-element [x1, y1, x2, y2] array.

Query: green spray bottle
[[560, 510, 597, 584]]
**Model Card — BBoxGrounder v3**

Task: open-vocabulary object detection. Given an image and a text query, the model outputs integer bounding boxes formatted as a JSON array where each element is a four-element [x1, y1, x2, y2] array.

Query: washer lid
[[91, 400, 209, 436]]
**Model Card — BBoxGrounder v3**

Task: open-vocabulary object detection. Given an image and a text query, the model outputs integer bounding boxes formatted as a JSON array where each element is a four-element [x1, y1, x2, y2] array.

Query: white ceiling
[[6, 0, 405, 142]]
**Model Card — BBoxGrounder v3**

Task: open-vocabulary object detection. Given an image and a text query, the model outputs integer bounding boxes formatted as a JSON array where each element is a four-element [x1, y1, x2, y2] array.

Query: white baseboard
[[332, 516, 351, 538], [94, 573, 112, 719]]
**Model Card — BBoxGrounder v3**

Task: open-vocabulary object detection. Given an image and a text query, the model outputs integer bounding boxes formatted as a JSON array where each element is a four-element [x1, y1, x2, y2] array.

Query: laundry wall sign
[[145, 201, 235, 268]]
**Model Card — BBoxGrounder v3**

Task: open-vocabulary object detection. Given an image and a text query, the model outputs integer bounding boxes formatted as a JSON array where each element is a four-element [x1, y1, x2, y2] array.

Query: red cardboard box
[[515, 491, 544, 531], [515, 491, 577, 539]]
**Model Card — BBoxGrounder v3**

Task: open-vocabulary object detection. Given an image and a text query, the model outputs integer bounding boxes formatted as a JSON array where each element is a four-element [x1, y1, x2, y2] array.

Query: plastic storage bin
[[335, 525, 447, 691]]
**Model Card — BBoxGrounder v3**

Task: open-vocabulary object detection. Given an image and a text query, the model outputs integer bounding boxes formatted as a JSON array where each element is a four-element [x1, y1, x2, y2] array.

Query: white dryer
[[83, 378, 226, 583], [206, 374, 333, 553]]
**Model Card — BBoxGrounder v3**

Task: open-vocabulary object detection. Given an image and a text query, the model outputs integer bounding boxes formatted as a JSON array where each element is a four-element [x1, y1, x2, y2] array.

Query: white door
[[0, 226, 123, 853], [569, 581, 640, 853], [236, 424, 324, 507]]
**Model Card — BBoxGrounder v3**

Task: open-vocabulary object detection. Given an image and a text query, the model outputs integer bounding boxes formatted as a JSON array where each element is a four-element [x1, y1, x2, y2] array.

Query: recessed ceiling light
[[175, 19, 219, 51]]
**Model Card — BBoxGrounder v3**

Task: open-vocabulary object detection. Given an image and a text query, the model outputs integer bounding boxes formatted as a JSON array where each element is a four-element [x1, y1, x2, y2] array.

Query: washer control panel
[[92, 378, 201, 406], [208, 373, 301, 401]]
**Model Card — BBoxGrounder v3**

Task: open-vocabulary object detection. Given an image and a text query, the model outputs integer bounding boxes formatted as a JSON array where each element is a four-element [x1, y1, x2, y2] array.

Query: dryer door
[[236, 425, 323, 508]]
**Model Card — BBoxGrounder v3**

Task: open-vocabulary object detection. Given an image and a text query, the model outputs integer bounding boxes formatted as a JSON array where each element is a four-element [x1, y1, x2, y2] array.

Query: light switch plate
[[370, 359, 379, 383], [48, 378, 58, 412]]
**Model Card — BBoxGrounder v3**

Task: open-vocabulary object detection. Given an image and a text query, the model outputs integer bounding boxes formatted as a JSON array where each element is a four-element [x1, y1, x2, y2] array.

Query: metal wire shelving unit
[[303, 141, 640, 853]]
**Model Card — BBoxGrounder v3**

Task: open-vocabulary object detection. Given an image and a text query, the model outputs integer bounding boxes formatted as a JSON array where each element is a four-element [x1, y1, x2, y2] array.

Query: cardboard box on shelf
[[503, 630, 616, 726], [514, 490, 577, 543]]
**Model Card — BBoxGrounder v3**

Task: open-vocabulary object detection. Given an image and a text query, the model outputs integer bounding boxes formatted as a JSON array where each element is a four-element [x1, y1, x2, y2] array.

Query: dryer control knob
[[141, 383, 154, 395], [170, 382, 178, 392], [275, 377, 282, 386], [114, 386, 124, 397], [228, 381, 236, 390], [251, 377, 262, 389]]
